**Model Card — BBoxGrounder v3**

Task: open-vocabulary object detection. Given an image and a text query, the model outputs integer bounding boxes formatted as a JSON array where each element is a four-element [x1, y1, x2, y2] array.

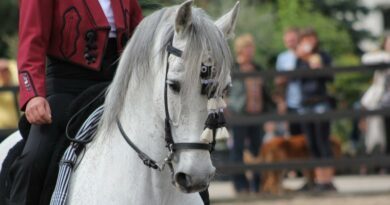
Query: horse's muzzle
[[174, 168, 215, 193]]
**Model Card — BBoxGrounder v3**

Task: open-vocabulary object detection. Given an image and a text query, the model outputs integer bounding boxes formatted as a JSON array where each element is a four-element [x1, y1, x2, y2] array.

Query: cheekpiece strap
[[167, 44, 183, 58]]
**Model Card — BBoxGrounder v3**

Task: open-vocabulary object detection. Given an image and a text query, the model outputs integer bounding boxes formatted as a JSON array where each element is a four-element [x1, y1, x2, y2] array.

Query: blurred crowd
[[226, 29, 390, 194]]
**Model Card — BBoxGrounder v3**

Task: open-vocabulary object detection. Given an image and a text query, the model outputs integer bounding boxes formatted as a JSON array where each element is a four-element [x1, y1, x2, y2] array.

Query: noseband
[[116, 39, 218, 176]]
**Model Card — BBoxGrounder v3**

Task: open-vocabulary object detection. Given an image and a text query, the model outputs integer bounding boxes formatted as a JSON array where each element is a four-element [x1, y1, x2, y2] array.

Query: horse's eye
[[168, 80, 181, 93]]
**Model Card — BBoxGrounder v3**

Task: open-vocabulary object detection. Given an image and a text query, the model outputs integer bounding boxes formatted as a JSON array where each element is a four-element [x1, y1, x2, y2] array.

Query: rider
[[6, 0, 142, 204]]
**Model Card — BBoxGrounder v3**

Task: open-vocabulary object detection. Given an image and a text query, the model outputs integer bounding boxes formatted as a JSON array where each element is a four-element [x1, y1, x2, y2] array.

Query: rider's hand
[[25, 96, 52, 125]]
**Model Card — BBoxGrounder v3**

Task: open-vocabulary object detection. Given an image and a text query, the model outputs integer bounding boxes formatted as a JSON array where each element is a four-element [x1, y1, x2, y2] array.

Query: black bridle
[[116, 39, 215, 175]]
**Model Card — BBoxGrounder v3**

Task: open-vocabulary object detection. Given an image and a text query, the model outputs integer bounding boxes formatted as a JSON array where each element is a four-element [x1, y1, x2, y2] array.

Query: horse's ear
[[215, 1, 240, 39], [175, 0, 193, 34]]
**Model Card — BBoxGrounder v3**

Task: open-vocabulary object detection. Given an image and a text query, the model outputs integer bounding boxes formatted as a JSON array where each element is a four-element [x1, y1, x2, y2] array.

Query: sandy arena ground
[[209, 175, 390, 205], [213, 194, 390, 205]]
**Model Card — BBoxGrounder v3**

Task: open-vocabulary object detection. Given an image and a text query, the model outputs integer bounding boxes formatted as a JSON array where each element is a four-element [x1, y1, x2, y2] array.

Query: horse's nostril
[[175, 172, 192, 188]]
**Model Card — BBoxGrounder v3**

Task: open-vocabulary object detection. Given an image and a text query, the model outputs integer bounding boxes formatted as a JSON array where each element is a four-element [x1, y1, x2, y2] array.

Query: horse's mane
[[101, 5, 232, 129]]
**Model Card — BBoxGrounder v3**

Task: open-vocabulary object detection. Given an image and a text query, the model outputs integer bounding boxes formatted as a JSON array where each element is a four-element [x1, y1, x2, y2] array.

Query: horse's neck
[[119, 77, 166, 158], [114, 83, 171, 201], [69, 46, 202, 204]]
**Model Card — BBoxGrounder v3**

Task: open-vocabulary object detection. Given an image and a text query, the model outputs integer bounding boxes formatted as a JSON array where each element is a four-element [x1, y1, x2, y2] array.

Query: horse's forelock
[[181, 8, 232, 98]]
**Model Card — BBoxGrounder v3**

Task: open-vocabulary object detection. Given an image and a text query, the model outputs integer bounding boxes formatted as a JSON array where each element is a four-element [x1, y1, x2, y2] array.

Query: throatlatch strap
[[117, 119, 159, 169]]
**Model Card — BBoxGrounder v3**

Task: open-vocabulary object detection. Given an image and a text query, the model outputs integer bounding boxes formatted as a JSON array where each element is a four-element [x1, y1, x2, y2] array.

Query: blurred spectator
[[275, 27, 302, 136], [0, 59, 19, 129], [262, 121, 288, 143], [361, 35, 390, 155], [263, 92, 289, 143], [348, 101, 365, 156], [228, 34, 265, 193], [295, 28, 336, 192]]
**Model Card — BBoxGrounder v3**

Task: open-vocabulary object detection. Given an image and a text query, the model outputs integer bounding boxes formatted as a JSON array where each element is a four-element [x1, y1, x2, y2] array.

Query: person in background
[[228, 34, 265, 194], [5, 0, 143, 204], [275, 27, 302, 136], [262, 91, 289, 143], [361, 35, 390, 157], [377, 35, 390, 158], [295, 28, 336, 192], [0, 59, 19, 131]]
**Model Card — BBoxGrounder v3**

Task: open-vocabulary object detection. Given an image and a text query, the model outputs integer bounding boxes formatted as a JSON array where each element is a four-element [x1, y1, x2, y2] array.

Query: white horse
[[0, 131, 22, 169], [66, 1, 239, 205]]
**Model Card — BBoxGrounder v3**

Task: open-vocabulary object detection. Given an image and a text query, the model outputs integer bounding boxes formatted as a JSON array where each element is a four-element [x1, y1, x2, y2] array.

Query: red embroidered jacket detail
[[17, 0, 143, 110]]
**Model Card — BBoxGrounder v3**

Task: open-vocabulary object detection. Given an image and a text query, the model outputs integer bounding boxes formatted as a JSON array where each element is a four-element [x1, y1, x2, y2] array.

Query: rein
[[116, 39, 214, 176]]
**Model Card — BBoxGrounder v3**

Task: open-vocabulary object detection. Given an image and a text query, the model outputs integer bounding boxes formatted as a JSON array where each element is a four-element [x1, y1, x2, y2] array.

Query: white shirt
[[98, 0, 116, 37], [276, 50, 301, 109]]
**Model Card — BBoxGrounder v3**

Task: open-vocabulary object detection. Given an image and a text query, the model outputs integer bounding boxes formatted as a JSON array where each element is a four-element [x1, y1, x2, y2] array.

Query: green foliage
[[312, 0, 372, 53], [331, 72, 371, 104], [139, 0, 162, 15], [275, 0, 371, 118], [329, 54, 370, 108], [331, 119, 352, 147], [276, 0, 355, 59], [226, 1, 277, 67], [328, 54, 370, 107], [0, 0, 18, 58], [4, 35, 18, 59], [198, 0, 359, 69]]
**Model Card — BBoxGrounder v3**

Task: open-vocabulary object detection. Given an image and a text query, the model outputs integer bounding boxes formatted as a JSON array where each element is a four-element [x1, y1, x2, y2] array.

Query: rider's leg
[[5, 94, 75, 205]]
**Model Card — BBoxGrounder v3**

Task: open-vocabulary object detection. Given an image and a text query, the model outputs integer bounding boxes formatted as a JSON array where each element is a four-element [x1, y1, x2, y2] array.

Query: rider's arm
[[17, 0, 54, 110]]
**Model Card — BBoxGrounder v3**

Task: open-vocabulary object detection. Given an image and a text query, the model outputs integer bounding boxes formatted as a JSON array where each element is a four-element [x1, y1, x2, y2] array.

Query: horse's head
[[103, 0, 239, 195], [160, 0, 239, 193]]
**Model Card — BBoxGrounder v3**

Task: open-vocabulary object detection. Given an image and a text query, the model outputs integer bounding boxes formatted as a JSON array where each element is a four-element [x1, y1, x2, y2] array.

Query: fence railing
[[215, 155, 390, 174], [223, 63, 390, 174], [227, 63, 390, 125], [1, 63, 390, 173], [228, 107, 390, 125], [232, 63, 390, 79]]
